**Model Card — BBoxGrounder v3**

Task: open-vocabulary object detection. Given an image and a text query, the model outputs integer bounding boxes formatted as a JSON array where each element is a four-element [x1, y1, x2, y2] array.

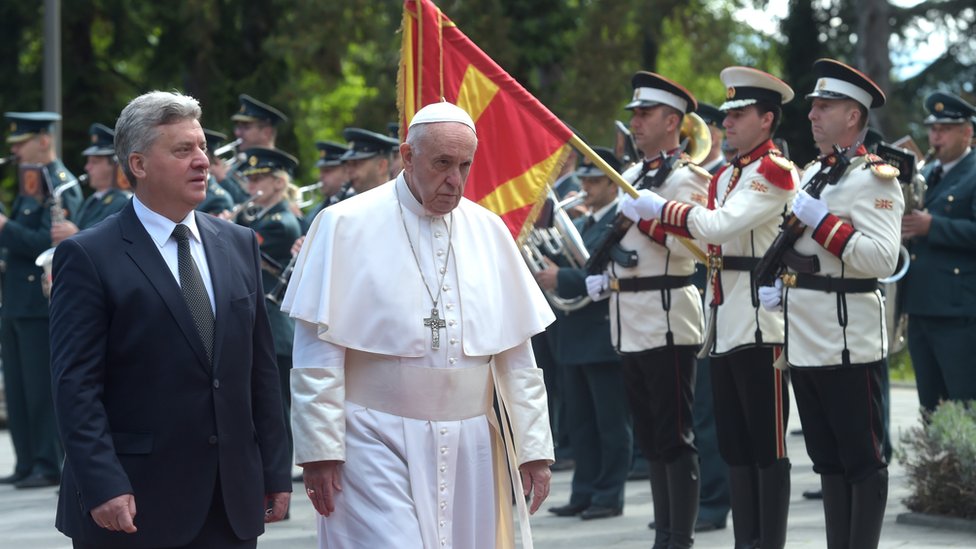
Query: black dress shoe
[[803, 488, 823, 500], [13, 473, 59, 489], [694, 517, 728, 532], [548, 502, 588, 517], [580, 505, 622, 520], [0, 471, 29, 484]]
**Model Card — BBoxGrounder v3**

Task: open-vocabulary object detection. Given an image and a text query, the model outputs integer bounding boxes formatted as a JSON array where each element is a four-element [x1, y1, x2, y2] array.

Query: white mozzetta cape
[[281, 174, 555, 355]]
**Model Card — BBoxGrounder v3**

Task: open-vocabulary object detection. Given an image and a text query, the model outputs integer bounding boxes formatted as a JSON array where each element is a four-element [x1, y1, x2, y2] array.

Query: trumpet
[[295, 181, 324, 209], [213, 137, 243, 161], [229, 191, 264, 224], [0, 155, 15, 167]]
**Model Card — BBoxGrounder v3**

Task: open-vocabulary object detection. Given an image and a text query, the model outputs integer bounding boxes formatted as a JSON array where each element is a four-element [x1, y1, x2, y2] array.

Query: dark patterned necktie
[[172, 224, 214, 363]]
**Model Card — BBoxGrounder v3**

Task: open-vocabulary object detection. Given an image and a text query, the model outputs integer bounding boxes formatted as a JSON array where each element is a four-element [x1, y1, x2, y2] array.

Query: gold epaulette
[[864, 153, 900, 180]]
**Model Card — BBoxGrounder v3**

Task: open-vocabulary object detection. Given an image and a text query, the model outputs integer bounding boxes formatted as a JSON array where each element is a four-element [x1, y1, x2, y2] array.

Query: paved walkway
[[1, 386, 974, 548]]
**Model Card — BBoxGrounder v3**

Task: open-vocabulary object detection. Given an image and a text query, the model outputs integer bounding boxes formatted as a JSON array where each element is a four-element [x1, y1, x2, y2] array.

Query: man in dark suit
[[903, 91, 976, 412], [50, 90, 291, 548], [536, 147, 632, 520]]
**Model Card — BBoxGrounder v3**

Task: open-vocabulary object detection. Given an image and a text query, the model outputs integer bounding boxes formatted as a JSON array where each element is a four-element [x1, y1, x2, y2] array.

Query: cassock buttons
[[442, 284, 450, 292], [436, 249, 445, 257], [445, 303, 454, 310], [449, 357, 457, 364], [434, 231, 443, 238], [440, 446, 448, 454]]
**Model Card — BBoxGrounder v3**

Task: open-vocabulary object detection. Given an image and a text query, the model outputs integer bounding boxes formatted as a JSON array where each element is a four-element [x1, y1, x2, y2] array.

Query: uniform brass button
[[948, 195, 955, 202], [23, 209, 31, 215], [27, 274, 35, 282], [954, 267, 960, 275], [208, 435, 218, 444], [910, 254, 917, 261]]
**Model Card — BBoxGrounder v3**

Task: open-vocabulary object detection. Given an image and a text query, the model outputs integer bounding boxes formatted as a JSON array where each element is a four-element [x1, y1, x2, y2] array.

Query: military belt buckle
[[609, 278, 621, 292], [780, 273, 798, 288], [707, 255, 723, 270]]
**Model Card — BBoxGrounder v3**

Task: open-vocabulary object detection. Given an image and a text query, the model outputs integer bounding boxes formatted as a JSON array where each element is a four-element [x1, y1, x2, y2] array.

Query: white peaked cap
[[408, 101, 477, 134]]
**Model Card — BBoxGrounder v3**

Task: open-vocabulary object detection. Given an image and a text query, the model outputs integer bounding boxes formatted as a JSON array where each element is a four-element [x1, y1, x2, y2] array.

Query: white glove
[[620, 189, 666, 220], [792, 190, 829, 227], [758, 278, 783, 311], [585, 274, 610, 302]]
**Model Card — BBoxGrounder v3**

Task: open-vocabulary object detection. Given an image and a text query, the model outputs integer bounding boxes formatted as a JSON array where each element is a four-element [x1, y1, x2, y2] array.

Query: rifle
[[753, 145, 851, 287], [585, 150, 680, 275]]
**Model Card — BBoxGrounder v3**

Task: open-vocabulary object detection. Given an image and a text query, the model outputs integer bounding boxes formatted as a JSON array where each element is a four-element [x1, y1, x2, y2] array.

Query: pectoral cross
[[423, 307, 447, 349]]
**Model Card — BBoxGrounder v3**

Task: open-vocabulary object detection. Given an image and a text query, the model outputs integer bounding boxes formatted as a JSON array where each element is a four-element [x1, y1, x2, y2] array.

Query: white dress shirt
[[132, 196, 216, 314]]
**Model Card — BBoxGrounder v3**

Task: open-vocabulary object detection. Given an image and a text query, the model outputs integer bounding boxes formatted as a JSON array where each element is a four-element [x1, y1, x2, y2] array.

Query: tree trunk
[[856, 0, 893, 135]]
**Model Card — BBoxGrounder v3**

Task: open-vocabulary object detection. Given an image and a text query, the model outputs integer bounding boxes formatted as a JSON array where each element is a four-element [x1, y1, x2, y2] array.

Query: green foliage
[[898, 400, 976, 520]]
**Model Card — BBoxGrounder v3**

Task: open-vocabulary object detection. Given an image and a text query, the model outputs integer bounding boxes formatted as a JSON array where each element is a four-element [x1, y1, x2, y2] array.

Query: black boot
[[758, 459, 791, 549], [728, 466, 759, 549], [649, 460, 671, 549], [849, 469, 887, 549], [665, 452, 700, 549], [819, 474, 851, 549]]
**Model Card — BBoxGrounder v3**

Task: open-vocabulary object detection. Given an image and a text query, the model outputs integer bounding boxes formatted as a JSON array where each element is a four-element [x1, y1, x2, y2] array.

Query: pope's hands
[[620, 189, 666, 221], [758, 278, 783, 311], [302, 460, 343, 517], [585, 274, 610, 302], [792, 191, 829, 227], [519, 460, 552, 515]]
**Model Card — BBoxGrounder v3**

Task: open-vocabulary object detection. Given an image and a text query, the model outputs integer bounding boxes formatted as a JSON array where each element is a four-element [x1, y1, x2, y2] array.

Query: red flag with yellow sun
[[398, 0, 573, 240]]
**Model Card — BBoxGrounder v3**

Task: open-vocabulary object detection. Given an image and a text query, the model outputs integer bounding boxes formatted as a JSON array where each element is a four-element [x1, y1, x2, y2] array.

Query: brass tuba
[[522, 189, 592, 312], [680, 112, 712, 166]]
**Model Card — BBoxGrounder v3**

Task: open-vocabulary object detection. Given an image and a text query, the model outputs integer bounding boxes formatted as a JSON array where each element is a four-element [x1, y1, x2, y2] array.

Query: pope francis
[[282, 101, 556, 548]]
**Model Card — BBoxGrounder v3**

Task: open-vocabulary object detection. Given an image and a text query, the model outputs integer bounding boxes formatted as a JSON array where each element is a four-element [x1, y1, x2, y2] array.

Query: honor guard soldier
[[622, 67, 799, 549], [301, 141, 352, 233], [341, 127, 400, 194], [223, 94, 289, 203], [584, 72, 710, 548], [0, 111, 83, 488], [758, 58, 902, 549], [197, 129, 234, 216], [51, 123, 131, 245], [538, 147, 632, 522], [236, 147, 303, 465], [689, 99, 733, 533], [902, 91, 976, 411]]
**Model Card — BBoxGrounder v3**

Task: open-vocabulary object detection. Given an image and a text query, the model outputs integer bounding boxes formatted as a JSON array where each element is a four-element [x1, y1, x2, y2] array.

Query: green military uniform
[[301, 141, 353, 234], [236, 147, 302, 458], [74, 123, 129, 230], [224, 95, 289, 205], [1, 111, 83, 487], [198, 129, 235, 215], [904, 92, 976, 412], [75, 188, 129, 228]]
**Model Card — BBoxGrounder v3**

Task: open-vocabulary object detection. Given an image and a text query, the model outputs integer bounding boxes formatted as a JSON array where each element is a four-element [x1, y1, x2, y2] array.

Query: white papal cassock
[[281, 174, 556, 549]]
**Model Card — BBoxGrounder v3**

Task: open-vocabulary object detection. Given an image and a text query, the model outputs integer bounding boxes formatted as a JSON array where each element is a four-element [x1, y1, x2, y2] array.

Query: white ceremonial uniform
[[609, 158, 709, 352], [784, 154, 904, 367], [282, 175, 555, 549], [667, 143, 798, 355]]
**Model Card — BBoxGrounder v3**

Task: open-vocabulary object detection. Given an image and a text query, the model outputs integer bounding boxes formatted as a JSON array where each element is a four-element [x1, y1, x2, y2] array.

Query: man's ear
[[399, 142, 413, 169], [129, 153, 146, 181]]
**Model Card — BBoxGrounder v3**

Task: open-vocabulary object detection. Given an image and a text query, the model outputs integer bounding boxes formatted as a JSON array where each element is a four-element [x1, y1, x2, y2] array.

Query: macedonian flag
[[398, 0, 574, 240]]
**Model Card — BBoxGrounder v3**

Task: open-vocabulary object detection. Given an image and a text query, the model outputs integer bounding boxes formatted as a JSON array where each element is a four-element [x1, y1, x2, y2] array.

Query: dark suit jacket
[[50, 202, 291, 547], [552, 205, 620, 366], [904, 149, 976, 317]]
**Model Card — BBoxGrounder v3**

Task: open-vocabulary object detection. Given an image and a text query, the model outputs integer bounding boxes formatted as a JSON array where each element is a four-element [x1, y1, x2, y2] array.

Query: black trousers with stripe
[[621, 345, 698, 463], [710, 346, 790, 468], [791, 362, 887, 483]]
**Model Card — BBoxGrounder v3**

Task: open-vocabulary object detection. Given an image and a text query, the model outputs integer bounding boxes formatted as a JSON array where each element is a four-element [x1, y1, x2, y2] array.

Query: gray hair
[[115, 91, 202, 185]]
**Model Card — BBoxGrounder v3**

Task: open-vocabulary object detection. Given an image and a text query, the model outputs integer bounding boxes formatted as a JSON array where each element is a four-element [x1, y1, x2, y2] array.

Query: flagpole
[[568, 134, 708, 263]]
